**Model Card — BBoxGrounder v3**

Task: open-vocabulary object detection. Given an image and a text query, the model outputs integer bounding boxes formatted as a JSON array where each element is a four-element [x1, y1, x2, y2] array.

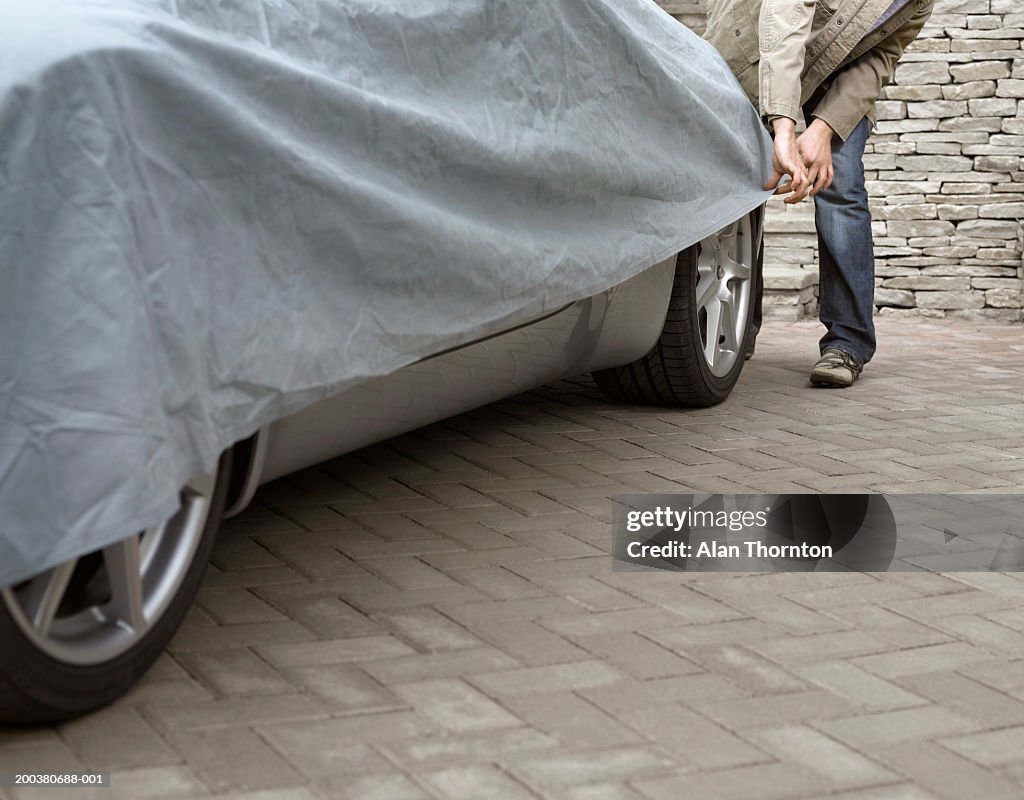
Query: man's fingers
[[783, 165, 810, 204], [821, 164, 835, 193], [763, 168, 786, 191]]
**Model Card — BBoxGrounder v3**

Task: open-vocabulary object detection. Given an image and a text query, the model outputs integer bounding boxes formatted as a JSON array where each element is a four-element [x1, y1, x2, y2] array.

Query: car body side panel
[[252, 256, 676, 486]]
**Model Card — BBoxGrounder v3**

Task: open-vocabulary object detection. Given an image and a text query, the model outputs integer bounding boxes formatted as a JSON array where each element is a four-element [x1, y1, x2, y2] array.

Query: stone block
[[967, 97, 1020, 116], [939, 183, 1001, 194], [876, 264, 923, 276], [956, 219, 1021, 238], [901, 131, 989, 143], [975, 277, 1024, 290], [997, 79, 1024, 98], [922, 264, 1018, 276], [890, 196, 933, 208], [886, 220, 957, 237], [979, 202, 1024, 218], [977, 247, 1023, 260], [876, 204, 938, 220], [763, 247, 815, 265], [950, 40, 1022, 55], [976, 155, 1021, 172], [893, 154, 974, 172], [934, 0, 988, 12], [875, 100, 907, 120], [990, 134, 1024, 148], [763, 268, 818, 291], [874, 288, 917, 307], [907, 237, 952, 247], [907, 100, 967, 118], [883, 276, 971, 290], [896, 62, 951, 84], [876, 119, 942, 134], [863, 154, 898, 170], [914, 142, 963, 155], [872, 142, 919, 154], [868, 180, 942, 195], [883, 85, 944, 101], [950, 61, 1012, 82], [948, 307, 1023, 321], [939, 117, 1004, 132], [915, 290, 986, 309], [968, 16, 1002, 29], [976, 277, 1024, 290], [937, 204, 980, 220], [942, 81, 997, 100], [924, 245, 979, 257]]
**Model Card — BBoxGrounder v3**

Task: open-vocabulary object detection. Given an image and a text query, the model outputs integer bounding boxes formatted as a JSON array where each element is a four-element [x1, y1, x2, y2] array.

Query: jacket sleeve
[[759, 0, 816, 122], [810, 3, 933, 141]]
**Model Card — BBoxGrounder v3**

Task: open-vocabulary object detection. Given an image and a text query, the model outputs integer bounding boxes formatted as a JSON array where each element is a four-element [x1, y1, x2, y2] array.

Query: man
[[704, 0, 934, 387]]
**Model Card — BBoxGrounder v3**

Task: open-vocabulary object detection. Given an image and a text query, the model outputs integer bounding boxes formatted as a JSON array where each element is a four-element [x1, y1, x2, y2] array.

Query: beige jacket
[[704, 0, 934, 140]]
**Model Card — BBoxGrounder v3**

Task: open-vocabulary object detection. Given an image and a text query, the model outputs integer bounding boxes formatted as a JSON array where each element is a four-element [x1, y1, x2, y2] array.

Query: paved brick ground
[[3, 318, 1024, 800]]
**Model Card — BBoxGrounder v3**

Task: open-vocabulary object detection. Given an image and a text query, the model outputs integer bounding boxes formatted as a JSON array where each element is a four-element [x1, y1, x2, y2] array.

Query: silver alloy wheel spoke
[[103, 536, 146, 632], [695, 269, 718, 311], [724, 255, 751, 281], [20, 560, 77, 637], [703, 298, 722, 368], [719, 297, 739, 351]]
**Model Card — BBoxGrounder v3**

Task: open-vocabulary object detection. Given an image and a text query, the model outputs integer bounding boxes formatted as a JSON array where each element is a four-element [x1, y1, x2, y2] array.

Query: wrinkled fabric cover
[[0, 0, 772, 587]]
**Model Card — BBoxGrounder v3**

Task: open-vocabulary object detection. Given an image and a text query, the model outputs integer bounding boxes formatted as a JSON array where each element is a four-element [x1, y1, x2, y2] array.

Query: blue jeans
[[814, 116, 875, 365]]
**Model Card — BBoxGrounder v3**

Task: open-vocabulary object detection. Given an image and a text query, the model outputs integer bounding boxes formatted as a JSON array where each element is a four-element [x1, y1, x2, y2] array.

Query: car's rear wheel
[[592, 209, 761, 407], [0, 451, 232, 724]]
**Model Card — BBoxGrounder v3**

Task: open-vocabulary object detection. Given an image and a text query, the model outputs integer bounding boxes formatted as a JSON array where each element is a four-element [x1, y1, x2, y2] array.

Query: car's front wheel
[[592, 208, 761, 407], [0, 451, 232, 724]]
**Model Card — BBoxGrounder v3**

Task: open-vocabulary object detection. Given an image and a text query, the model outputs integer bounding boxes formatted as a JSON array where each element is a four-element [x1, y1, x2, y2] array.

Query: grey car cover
[[0, 0, 772, 587]]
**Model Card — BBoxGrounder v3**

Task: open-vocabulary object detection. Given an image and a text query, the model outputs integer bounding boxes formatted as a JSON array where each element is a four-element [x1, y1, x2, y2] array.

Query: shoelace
[[819, 349, 862, 372]]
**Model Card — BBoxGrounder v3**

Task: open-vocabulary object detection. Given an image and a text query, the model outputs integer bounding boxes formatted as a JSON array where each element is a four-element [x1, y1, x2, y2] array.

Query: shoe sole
[[810, 372, 855, 388]]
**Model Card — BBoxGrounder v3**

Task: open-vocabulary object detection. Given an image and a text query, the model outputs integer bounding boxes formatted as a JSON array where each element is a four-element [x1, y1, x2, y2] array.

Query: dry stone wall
[[656, 0, 1024, 321]]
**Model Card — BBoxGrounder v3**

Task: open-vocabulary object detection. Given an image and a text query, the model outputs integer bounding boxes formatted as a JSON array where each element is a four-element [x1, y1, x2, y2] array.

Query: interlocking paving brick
[[392, 679, 521, 732], [874, 741, 1024, 800], [57, 707, 179, 770], [634, 761, 830, 800], [499, 693, 642, 750], [693, 689, 859, 730], [359, 647, 521, 685], [816, 706, 985, 750], [507, 747, 675, 791], [793, 662, 925, 712], [469, 660, 624, 697], [419, 764, 536, 800], [616, 705, 768, 770], [373, 607, 484, 652], [851, 642, 995, 678], [165, 728, 301, 793], [283, 663, 406, 715], [746, 725, 897, 787], [381, 728, 559, 769], [571, 632, 703, 679], [177, 648, 294, 697]]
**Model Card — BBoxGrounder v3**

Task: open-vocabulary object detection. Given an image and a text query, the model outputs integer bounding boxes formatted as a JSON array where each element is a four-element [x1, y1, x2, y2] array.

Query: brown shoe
[[810, 348, 863, 388]]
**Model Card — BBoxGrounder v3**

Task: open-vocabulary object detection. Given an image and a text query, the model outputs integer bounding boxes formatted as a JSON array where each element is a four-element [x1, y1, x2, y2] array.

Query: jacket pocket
[[731, 0, 760, 65]]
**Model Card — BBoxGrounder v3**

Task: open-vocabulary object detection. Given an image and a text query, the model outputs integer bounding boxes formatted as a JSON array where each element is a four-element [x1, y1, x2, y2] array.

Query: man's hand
[[764, 117, 809, 204], [797, 118, 835, 198]]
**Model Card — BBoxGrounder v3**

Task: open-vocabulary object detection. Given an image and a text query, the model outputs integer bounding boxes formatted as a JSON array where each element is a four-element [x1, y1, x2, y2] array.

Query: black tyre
[[0, 450, 232, 724], [593, 208, 762, 407]]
